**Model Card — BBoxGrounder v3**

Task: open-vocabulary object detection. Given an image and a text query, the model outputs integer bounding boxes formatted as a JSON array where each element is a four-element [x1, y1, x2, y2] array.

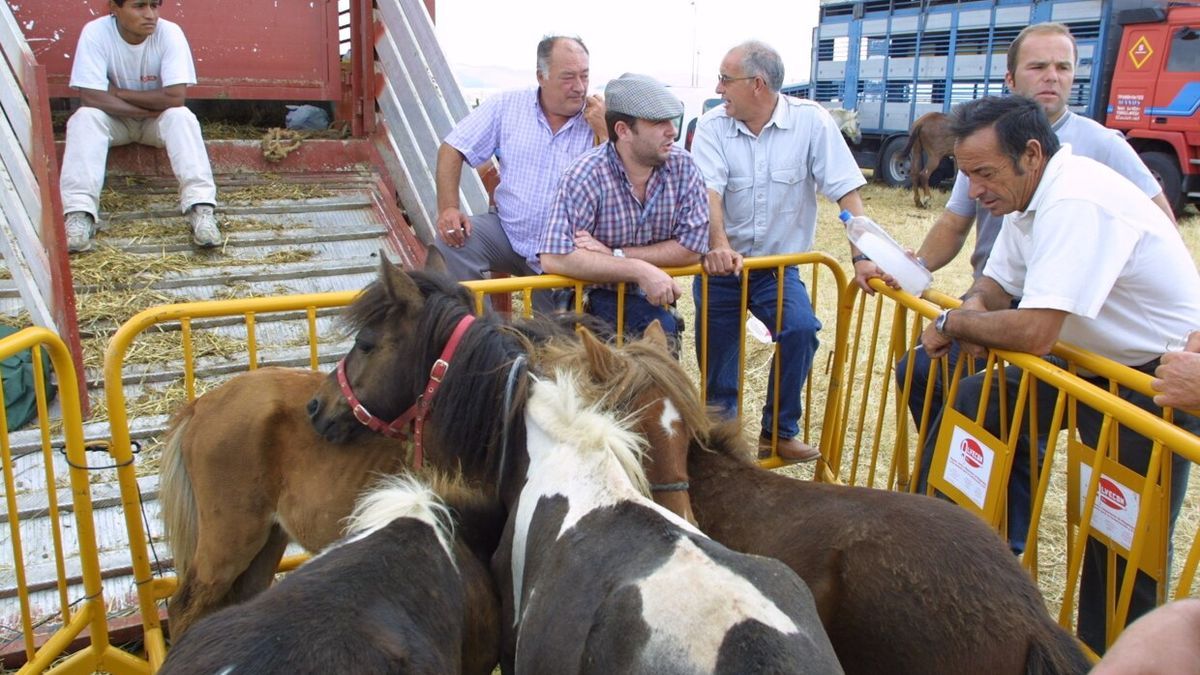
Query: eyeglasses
[[717, 74, 757, 84]]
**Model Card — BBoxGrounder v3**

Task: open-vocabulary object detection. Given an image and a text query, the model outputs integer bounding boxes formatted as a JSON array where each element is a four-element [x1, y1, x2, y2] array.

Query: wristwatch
[[935, 309, 953, 336], [613, 248, 625, 258], [851, 254, 870, 264]]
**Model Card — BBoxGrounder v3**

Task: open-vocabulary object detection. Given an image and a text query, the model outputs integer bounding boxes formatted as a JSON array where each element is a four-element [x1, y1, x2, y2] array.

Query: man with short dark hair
[[61, 0, 220, 252], [690, 40, 873, 463], [893, 22, 1173, 439], [538, 73, 708, 342], [434, 36, 606, 311], [918, 94, 1200, 654]]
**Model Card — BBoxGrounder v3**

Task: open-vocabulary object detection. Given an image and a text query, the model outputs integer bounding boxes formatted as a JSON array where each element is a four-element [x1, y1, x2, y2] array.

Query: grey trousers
[[431, 211, 553, 314]]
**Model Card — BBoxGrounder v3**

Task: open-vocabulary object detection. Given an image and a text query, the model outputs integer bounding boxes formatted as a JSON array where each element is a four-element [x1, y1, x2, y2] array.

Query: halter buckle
[[352, 403, 372, 426], [430, 358, 450, 383]]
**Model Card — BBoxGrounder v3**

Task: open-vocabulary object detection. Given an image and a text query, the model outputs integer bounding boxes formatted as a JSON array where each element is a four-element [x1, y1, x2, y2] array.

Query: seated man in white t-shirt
[[61, 0, 219, 252]]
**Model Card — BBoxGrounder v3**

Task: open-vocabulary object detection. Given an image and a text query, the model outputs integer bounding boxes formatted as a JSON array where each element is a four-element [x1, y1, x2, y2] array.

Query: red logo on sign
[[1099, 477, 1127, 510], [960, 438, 984, 468]]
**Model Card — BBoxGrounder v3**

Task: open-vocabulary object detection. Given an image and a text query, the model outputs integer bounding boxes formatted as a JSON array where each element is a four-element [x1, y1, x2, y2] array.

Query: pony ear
[[380, 256, 423, 313], [642, 320, 669, 351], [578, 326, 621, 382], [423, 245, 448, 274]]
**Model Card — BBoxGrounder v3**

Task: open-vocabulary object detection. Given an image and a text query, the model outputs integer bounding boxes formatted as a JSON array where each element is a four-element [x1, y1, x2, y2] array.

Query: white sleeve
[[69, 22, 110, 92], [980, 218, 1024, 299], [691, 115, 728, 194], [1018, 201, 1139, 318], [158, 23, 197, 87], [944, 171, 977, 217], [1100, 134, 1162, 198]]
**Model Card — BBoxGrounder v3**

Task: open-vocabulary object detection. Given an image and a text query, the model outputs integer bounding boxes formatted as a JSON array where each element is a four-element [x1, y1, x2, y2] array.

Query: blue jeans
[[584, 288, 680, 342], [692, 268, 820, 439], [918, 360, 1195, 655]]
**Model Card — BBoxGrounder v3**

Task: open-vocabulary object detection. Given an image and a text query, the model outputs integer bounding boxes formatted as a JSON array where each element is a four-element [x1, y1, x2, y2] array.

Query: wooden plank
[[377, 78, 437, 236], [0, 58, 32, 161], [0, 104, 41, 224], [0, 1, 33, 91], [0, 173, 54, 331]]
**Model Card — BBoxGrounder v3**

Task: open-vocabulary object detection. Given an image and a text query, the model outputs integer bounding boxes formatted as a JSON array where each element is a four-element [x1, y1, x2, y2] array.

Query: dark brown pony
[[158, 472, 503, 675], [901, 111, 956, 208], [583, 326, 1091, 675]]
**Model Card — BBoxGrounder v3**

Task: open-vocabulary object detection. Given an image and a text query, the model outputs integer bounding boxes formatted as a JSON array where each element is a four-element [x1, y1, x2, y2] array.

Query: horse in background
[[497, 343, 841, 674], [901, 111, 956, 208], [578, 322, 1090, 675], [159, 472, 504, 675], [829, 107, 862, 145]]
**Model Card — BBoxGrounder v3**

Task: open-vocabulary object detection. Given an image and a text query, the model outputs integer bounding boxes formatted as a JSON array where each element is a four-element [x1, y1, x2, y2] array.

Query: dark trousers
[[917, 360, 1194, 654]]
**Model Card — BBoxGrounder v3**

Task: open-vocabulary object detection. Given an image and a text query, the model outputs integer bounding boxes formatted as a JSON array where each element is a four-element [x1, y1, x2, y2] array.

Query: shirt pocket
[[770, 167, 805, 216], [724, 176, 755, 224]]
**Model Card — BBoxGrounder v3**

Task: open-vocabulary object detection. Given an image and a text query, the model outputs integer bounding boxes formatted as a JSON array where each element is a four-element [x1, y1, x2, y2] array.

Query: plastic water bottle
[[839, 210, 932, 295]]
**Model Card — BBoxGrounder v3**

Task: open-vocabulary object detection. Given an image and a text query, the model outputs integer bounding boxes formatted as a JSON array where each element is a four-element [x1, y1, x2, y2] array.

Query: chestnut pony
[[901, 111, 956, 208]]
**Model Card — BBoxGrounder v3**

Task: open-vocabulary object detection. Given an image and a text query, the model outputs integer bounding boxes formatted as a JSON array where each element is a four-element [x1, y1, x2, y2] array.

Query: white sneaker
[[65, 212, 95, 253], [189, 204, 222, 248]]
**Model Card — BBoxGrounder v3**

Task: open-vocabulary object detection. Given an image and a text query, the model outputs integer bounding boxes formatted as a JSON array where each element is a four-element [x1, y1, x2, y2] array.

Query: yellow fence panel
[[0, 327, 146, 674], [834, 279, 1200, 656]]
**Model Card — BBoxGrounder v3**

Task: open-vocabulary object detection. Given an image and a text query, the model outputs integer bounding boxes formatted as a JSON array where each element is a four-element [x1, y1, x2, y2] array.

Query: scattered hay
[[76, 288, 176, 332], [99, 188, 170, 214], [104, 216, 276, 240], [256, 249, 317, 265], [70, 245, 194, 287], [0, 266, 10, 280], [81, 328, 244, 371], [201, 121, 266, 140], [222, 183, 334, 204], [0, 312, 31, 328]]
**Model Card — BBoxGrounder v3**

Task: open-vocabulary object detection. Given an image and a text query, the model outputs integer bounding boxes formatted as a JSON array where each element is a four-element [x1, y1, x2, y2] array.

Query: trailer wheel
[[878, 135, 912, 187], [1140, 151, 1185, 215]]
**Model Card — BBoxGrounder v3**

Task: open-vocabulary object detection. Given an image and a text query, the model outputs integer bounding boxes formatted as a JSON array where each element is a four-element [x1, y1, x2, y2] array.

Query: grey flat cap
[[605, 73, 683, 121]]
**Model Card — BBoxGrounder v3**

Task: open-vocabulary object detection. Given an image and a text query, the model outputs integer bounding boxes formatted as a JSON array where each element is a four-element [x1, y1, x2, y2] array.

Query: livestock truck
[[810, 0, 1200, 212]]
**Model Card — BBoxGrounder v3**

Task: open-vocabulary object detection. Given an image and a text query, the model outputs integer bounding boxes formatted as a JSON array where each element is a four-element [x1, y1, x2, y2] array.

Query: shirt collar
[[728, 94, 788, 137], [534, 87, 585, 132], [1011, 143, 1073, 232]]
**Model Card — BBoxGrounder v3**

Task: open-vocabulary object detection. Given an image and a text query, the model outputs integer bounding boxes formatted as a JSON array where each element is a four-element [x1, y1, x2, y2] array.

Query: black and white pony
[[495, 371, 843, 674], [159, 473, 504, 675]]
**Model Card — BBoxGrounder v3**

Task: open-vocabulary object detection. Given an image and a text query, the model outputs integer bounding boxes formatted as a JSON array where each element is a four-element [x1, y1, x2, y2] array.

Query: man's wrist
[[613, 248, 625, 258], [935, 308, 953, 336], [851, 254, 871, 264]]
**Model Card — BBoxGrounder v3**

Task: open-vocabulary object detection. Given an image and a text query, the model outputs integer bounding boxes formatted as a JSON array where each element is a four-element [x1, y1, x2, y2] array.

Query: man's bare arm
[[541, 250, 681, 306], [434, 142, 472, 244], [78, 87, 157, 119], [915, 208, 975, 272], [115, 83, 186, 111], [941, 306, 1068, 356]]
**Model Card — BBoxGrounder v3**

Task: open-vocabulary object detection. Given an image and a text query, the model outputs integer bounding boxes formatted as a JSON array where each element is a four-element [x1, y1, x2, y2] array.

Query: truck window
[[1167, 26, 1200, 72]]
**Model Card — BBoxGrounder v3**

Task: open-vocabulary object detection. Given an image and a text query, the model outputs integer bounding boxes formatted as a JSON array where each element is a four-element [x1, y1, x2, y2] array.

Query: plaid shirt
[[540, 144, 709, 265], [444, 88, 596, 264]]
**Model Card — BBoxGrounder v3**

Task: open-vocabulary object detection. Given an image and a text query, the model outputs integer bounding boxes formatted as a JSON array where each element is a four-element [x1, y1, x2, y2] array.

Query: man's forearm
[[916, 211, 974, 272], [541, 250, 654, 284], [78, 88, 157, 119], [961, 276, 1015, 312], [435, 143, 468, 212], [942, 307, 1067, 356], [836, 189, 867, 257], [624, 239, 700, 268], [116, 86, 184, 111]]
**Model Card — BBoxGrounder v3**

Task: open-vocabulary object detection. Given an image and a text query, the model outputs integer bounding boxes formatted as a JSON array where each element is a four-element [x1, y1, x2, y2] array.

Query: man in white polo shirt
[[61, 0, 219, 253], [919, 94, 1200, 654]]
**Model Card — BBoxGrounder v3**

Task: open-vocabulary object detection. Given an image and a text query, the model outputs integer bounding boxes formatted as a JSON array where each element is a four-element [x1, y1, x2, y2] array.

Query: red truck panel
[[14, 0, 341, 100]]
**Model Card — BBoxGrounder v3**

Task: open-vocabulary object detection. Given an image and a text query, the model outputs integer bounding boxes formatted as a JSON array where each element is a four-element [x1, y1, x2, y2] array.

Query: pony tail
[[159, 409, 199, 579]]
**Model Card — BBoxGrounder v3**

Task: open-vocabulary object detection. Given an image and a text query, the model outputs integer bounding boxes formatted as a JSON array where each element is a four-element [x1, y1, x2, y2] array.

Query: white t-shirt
[[946, 110, 1161, 277], [983, 145, 1200, 366], [69, 16, 196, 93]]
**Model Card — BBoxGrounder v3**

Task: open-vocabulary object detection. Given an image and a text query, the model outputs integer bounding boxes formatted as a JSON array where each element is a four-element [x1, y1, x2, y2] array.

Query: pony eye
[[354, 335, 375, 353]]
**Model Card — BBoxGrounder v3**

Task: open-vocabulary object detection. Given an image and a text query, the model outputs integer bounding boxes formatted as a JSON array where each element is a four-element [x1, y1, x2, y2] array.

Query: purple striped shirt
[[540, 144, 710, 264], [444, 88, 596, 264]]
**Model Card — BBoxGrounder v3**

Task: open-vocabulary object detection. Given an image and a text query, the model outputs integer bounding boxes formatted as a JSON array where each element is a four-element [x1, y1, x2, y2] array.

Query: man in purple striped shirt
[[433, 36, 607, 312], [540, 73, 709, 344]]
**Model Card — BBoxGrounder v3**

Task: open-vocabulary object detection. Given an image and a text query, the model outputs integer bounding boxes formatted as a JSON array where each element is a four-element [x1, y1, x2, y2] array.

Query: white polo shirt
[[692, 95, 866, 257], [69, 16, 196, 93], [983, 145, 1200, 366]]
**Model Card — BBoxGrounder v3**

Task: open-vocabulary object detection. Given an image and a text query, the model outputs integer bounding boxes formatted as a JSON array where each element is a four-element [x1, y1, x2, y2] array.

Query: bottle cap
[[838, 210, 852, 223]]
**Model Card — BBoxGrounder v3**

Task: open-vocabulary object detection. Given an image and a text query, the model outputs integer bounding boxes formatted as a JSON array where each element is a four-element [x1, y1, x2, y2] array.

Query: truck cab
[[1105, 5, 1200, 212]]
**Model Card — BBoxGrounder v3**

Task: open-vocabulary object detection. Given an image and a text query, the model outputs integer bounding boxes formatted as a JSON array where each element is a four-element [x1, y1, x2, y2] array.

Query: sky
[[432, 0, 820, 114]]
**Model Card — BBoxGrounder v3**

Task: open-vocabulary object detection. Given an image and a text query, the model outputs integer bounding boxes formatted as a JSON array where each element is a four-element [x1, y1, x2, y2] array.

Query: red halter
[[336, 313, 476, 468]]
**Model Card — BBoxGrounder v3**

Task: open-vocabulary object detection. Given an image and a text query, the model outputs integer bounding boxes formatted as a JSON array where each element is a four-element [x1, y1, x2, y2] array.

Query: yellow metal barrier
[[836, 278, 1200, 655], [0, 327, 146, 674]]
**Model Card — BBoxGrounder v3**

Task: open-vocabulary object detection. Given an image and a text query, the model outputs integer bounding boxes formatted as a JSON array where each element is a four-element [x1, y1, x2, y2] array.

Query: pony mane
[[342, 267, 469, 333], [538, 334, 713, 449], [528, 372, 650, 497], [342, 473, 456, 563]]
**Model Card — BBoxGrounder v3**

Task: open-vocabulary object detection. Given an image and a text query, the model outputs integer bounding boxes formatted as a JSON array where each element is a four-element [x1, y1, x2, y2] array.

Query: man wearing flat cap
[[691, 40, 873, 464], [539, 73, 709, 342]]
